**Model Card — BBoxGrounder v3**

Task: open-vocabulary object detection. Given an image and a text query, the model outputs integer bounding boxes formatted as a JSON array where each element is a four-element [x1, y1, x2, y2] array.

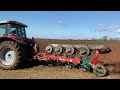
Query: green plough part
[[79, 58, 94, 72]]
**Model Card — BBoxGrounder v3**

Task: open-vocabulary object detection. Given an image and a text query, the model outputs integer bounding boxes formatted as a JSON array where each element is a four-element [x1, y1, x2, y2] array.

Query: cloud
[[57, 20, 67, 27], [58, 20, 63, 24], [116, 29, 120, 32], [95, 24, 120, 33]]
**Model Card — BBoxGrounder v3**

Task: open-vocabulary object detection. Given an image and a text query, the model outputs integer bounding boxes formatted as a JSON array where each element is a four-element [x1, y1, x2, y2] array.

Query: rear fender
[[0, 37, 27, 46]]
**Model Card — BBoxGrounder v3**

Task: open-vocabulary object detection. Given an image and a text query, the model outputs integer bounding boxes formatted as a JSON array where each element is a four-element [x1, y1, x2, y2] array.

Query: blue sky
[[0, 11, 120, 39]]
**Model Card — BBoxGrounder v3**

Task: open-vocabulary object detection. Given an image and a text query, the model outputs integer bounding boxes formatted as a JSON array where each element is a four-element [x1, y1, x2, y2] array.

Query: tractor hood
[[22, 38, 36, 44]]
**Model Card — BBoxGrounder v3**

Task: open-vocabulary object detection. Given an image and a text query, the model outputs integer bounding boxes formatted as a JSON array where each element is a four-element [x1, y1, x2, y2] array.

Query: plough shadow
[[99, 61, 120, 75]]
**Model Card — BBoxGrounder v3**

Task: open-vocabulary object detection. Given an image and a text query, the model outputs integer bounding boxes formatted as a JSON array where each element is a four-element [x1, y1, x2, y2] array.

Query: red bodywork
[[91, 50, 99, 65], [33, 50, 99, 65], [0, 36, 34, 44]]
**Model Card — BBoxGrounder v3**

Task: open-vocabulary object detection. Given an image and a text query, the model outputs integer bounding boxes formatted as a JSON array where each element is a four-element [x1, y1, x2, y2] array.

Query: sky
[[0, 11, 120, 40]]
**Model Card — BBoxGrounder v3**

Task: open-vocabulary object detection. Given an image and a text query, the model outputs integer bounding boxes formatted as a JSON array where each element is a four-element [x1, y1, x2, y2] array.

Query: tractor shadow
[[20, 60, 48, 69]]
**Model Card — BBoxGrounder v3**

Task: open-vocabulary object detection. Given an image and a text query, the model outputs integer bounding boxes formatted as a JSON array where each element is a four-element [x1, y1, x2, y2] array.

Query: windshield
[[9, 24, 27, 38], [0, 24, 27, 38], [0, 24, 6, 36]]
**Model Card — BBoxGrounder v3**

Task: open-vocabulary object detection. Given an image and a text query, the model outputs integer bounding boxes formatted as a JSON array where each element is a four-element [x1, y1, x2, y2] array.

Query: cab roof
[[0, 20, 28, 27]]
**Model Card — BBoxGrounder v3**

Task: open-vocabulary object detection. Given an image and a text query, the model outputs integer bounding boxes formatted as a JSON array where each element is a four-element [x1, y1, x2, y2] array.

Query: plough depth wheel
[[93, 64, 107, 77]]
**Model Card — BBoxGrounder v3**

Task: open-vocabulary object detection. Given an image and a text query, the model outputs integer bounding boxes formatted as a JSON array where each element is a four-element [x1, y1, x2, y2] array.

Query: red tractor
[[0, 20, 39, 69], [0, 20, 111, 77]]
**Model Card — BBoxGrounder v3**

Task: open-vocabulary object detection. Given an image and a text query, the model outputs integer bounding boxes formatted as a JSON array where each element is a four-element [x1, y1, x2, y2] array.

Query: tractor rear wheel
[[0, 41, 26, 70]]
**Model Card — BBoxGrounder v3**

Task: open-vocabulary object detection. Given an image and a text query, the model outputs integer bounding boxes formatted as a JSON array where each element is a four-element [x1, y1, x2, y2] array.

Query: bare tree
[[102, 36, 108, 41]]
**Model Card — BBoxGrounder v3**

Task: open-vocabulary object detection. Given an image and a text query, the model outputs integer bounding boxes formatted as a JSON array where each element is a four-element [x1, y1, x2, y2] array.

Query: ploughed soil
[[0, 39, 120, 79]]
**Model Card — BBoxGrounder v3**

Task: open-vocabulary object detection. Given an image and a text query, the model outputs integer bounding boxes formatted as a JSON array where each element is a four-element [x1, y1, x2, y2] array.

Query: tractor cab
[[0, 20, 27, 39]]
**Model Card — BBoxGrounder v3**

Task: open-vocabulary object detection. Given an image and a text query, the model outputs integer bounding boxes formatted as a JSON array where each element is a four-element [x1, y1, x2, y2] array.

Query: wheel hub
[[0, 47, 15, 65]]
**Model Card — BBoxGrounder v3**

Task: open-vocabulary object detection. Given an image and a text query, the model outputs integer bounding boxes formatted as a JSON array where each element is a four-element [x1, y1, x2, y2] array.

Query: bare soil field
[[0, 39, 120, 79]]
